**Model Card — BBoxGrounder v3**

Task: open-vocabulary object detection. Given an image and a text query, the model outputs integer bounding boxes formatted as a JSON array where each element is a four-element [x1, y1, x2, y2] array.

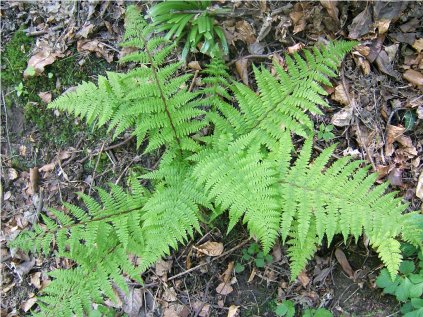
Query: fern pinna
[[10, 5, 422, 316]]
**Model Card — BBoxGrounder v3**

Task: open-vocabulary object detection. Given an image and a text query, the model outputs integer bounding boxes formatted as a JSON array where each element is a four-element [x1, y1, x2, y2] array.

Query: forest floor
[[1, 1, 422, 317]]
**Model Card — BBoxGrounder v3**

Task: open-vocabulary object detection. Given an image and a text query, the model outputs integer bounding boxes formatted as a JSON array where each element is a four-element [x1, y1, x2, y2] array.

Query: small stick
[[188, 70, 200, 92], [89, 142, 105, 195]]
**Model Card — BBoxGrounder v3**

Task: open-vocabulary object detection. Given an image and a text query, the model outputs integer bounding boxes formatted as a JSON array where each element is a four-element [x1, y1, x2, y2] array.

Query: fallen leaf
[[298, 270, 310, 287], [24, 51, 58, 78], [235, 58, 249, 86], [227, 305, 239, 317], [403, 69, 423, 87], [39, 162, 56, 173], [192, 301, 211, 317], [335, 248, 354, 278], [320, 0, 339, 22], [30, 272, 42, 289], [188, 61, 202, 71], [289, 10, 306, 34], [77, 39, 114, 63], [287, 43, 304, 54], [162, 287, 178, 302], [412, 38, 423, 52], [4, 191, 12, 201], [8, 168, 18, 180], [38, 92, 52, 103], [331, 84, 350, 106], [194, 241, 224, 257], [247, 267, 257, 283], [19, 145, 27, 156], [155, 259, 173, 277], [331, 106, 353, 127], [234, 21, 256, 44], [256, 16, 273, 42], [220, 261, 234, 283], [272, 243, 282, 262], [416, 172, 423, 199], [348, 6, 373, 39], [388, 168, 403, 186], [22, 297, 37, 312], [216, 282, 233, 295], [385, 124, 405, 156], [375, 19, 391, 34], [29, 167, 39, 195], [77, 23, 95, 38]]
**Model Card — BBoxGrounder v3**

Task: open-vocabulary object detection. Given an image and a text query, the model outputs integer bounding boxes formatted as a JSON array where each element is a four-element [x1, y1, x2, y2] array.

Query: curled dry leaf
[[335, 248, 354, 278], [234, 20, 256, 45], [22, 297, 37, 312], [155, 259, 173, 277], [331, 106, 353, 127], [388, 168, 403, 186], [298, 270, 310, 287], [77, 39, 114, 63], [220, 261, 234, 283], [331, 84, 350, 106], [320, 0, 339, 22], [216, 282, 233, 295], [227, 305, 240, 317], [188, 61, 202, 71], [348, 6, 373, 39], [416, 172, 423, 200], [247, 266, 257, 283], [38, 92, 52, 104], [287, 43, 304, 54], [192, 302, 211, 317], [8, 168, 18, 181], [235, 58, 249, 86], [385, 124, 405, 157], [162, 287, 178, 302], [194, 241, 224, 257], [24, 51, 58, 78], [403, 69, 423, 87], [30, 272, 42, 289], [289, 10, 306, 34]]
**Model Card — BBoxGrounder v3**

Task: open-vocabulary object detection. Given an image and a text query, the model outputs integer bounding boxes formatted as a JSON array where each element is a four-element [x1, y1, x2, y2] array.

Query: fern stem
[[139, 32, 184, 157]]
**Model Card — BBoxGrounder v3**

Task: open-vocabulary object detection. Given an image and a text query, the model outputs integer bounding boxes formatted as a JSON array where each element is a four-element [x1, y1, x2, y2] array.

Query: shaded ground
[[1, 1, 422, 316]]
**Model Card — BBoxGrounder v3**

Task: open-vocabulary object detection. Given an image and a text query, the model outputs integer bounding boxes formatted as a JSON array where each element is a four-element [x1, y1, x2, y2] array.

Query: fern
[[11, 7, 422, 316]]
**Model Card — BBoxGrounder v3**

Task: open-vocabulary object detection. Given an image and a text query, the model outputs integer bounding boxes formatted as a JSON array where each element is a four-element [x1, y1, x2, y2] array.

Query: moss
[[1, 30, 33, 87]]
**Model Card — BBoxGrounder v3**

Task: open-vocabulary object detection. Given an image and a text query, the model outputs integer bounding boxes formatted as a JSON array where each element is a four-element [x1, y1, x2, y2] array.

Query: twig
[[24, 24, 64, 36], [188, 70, 200, 92], [167, 238, 250, 281], [78, 135, 134, 164], [1, 91, 13, 156]]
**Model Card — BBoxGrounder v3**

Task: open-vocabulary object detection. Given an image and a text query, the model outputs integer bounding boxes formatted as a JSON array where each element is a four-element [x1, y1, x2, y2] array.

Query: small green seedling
[[317, 123, 335, 141], [235, 243, 273, 273], [274, 300, 295, 317], [303, 308, 333, 317], [15, 82, 27, 97]]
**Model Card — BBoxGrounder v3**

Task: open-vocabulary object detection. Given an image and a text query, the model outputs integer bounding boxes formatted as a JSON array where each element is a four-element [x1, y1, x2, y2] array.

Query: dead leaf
[[227, 305, 239, 317], [155, 259, 173, 277], [331, 84, 350, 106], [22, 297, 37, 312], [24, 51, 58, 78], [375, 19, 391, 34], [77, 23, 94, 38], [14, 258, 36, 277], [188, 61, 202, 71], [331, 106, 353, 127], [320, 0, 339, 22], [352, 52, 371, 75], [29, 167, 39, 195], [39, 162, 56, 173], [416, 172, 423, 200], [220, 261, 234, 283], [216, 282, 233, 295], [272, 243, 282, 262], [162, 287, 178, 302], [385, 124, 405, 156], [30, 272, 42, 289], [194, 241, 224, 257], [235, 58, 249, 86], [163, 304, 190, 317], [412, 38, 423, 52], [247, 267, 257, 283], [19, 145, 27, 156], [335, 248, 354, 278], [289, 10, 306, 34], [38, 92, 52, 103], [348, 6, 374, 39], [388, 168, 403, 186], [234, 21, 256, 44], [77, 39, 114, 63], [256, 16, 273, 42], [8, 168, 18, 180], [403, 69, 423, 87], [298, 270, 310, 287], [287, 43, 304, 54], [192, 302, 211, 317]]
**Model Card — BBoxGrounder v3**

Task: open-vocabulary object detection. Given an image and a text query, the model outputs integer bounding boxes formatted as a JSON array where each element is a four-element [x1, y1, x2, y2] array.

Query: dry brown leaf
[[19, 145, 27, 156], [287, 43, 304, 54], [216, 282, 233, 295], [247, 267, 257, 283], [385, 124, 405, 156], [155, 259, 173, 277], [272, 243, 282, 262], [416, 172, 423, 200], [38, 92, 52, 104], [227, 305, 239, 317], [320, 0, 339, 22], [163, 304, 190, 317], [375, 19, 391, 34], [298, 270, 310, 287], [14, 258, 36, 277], [235, 58, 249, 86], [234, 21, 256, 44], [220, 261, 234, 283], [331, 84, 350, 106], [77, 23, 95, 38], [30, 272, 42, 289], [289, 11, 306, 34], [412, 38, 423, 52], [335, 248, 354, 278], [39, 162, 56, 173], [162, 287, 178, 302], [403, 69, 423, 87], [396, 135, 418, 156], [77, 39, 114, 63], [194, 241, 224, 257], [8, 168, 18, 181], [24, 51, 59, 78], [22, 297, 37, 312], [29, 167, 39, 195], [331, 106, 353, 127], [388, 168, 403, 186], [192, 302, 211, 317], [188, 61, 202, 71], [348, 6, 373, 39]]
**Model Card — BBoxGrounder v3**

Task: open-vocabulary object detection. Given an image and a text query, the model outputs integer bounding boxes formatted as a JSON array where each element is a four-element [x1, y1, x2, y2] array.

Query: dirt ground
[[1, 1, 422, 316]]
